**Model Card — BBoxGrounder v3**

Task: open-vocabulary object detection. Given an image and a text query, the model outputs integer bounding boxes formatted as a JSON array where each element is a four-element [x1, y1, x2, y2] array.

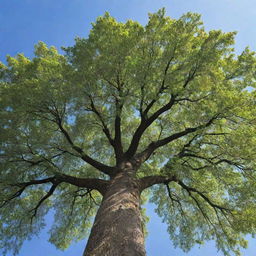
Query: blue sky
[[1, 0, 256, 255]]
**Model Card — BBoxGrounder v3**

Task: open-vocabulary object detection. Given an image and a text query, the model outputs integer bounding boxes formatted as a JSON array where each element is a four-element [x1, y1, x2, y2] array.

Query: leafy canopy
[[1, 8, 256, 256]]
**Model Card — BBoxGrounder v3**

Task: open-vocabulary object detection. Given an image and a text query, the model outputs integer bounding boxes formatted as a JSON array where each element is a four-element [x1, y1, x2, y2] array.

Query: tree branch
[[185, 187, 217, 229], [10, 151, 66, 168], [1, 173, 108, 223], [87, 95, 115, 147], [141, 174, 233, 229], [136, 113, 220, 162], [140, 174, 232, 229], [139, 175, 177, 192], [176, 179, 232, 213], [142, 61, 174, 117], [0, 177, 56, 208], [113, 86, 125, 162], [59, 173, 109, 195], [103, 78, 125, 162], [30, 183, 58, 222], [1, 174, 109, 210], [114, 115, 123, 161], [175, 94, 210, 103], [183, 66, 198, 88], [56, 117, 115, 176], [129, 60, 199, 161], [125, 95, 176, 158], [32, 99, 115, 176]]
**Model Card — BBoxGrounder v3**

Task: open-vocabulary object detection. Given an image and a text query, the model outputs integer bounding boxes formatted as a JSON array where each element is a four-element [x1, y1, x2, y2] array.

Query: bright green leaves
[[0, 42, 105, 255], [223, 47, 256, 87], [148, 117, 256, 256], [0, 183, 52, 255], [150, 177, 249, 256], [1, 42, 68, 116], [48, 184, 100, 250]]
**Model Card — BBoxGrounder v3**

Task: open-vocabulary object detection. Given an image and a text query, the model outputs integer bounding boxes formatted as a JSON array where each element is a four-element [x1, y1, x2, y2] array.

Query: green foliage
[[48, 184, 100, 250], [1, 8, 256, 256]]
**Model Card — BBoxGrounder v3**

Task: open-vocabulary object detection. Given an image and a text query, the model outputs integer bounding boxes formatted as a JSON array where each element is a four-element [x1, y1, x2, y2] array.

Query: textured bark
[[83, 167, 146, 256]]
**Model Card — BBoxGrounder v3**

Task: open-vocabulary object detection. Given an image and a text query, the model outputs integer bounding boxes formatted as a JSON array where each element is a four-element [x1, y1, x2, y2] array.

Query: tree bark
[[83, 170, 146, 256]]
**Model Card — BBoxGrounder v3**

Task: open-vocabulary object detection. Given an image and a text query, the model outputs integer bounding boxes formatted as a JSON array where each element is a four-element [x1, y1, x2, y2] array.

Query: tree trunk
[[83, 170, 146, 256]]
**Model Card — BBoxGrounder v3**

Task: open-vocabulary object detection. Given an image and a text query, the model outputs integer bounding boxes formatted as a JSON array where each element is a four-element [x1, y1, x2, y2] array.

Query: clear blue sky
[[1, 0, 256, 255]]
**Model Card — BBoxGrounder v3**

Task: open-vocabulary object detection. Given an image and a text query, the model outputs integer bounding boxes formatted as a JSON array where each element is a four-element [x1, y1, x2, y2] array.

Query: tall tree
[[1, 9, 256, 256]]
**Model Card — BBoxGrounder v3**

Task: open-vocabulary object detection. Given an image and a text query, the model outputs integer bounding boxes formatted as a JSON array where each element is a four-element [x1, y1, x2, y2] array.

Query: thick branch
[[113, 85, 124, 162], [137, 114, 220, 162], [1, 174, 109, 210], [103, 78, 124, 162], [35, 100, 115, 176], [125, 95, 176, 158], [175, 94, 210, 103], [59, 173, 109, 195], [139, 175, 177, 192], [139, 174, 231, 225], [56, 118, 115, 176], [139, 173, 232, 228], [156, 114, 218, 148], [1, 174, 108, 223], [114, 115, 123, 161], [126, 59, 201, 160]]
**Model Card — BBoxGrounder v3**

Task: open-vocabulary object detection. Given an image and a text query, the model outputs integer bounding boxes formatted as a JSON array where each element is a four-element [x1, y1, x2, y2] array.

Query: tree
[[1, 8, 256, 256]]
